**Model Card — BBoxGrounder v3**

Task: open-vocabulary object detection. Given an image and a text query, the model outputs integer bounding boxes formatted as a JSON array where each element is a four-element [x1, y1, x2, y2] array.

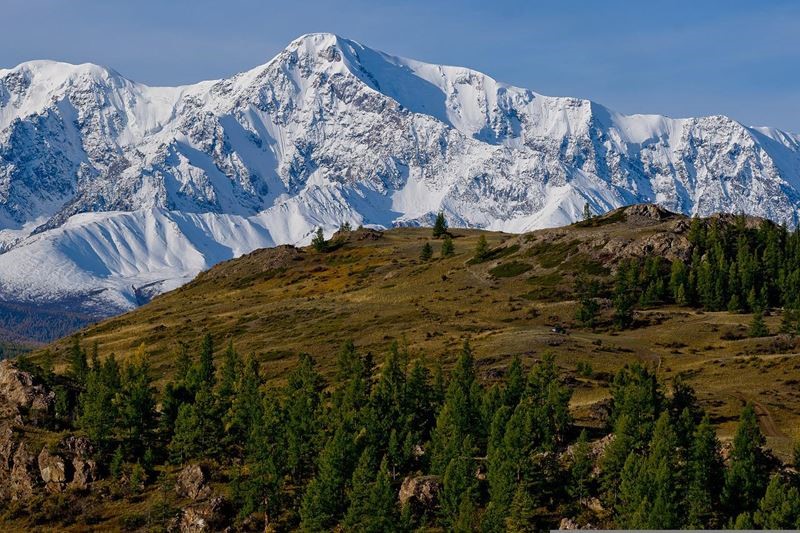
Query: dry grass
[[39, 219, 800, 460]]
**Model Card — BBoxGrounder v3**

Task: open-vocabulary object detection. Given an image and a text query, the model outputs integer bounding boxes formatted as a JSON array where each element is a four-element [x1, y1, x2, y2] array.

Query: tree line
[[578, 216, 800, 331], [18, 335, 800, 530]]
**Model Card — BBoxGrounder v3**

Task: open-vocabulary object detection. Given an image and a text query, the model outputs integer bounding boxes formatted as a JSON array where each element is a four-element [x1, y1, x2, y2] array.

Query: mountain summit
[[1, 33, 799, 319]]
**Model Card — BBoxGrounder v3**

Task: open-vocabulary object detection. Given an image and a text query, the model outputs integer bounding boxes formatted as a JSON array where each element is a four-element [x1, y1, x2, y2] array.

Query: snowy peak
[[0, 34, 799, 317]]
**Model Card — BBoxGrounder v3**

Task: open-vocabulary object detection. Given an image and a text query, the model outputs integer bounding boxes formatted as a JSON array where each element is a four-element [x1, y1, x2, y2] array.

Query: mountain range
[[1, 32, 799, 330]]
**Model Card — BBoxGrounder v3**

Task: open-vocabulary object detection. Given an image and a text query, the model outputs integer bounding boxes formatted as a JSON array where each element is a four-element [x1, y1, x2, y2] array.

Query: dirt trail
[[731, 393, 786, 438]]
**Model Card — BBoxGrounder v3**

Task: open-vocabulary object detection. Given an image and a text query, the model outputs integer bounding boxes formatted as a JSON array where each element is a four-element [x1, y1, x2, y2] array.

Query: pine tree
[[174, 342, 192, 382], [311, 227, 327, 252], [284, 353, 325, 483], [749, 310, 769, 337], [723, 403, 769, 515], [227, 356, 263, 445], [169, 402, 202, 463], [118, 356, 157, 458], [299, 427, 356, 531], [609, 363, 663, 448], [441, 234, 455, 257], [570, 429, 592, 505], [430, 341, 482, 474], [234, 390, 284, 523], [452, 494, 478, 532], [754, 475, 800, 529], [575, 278, 599, 328], [474, 235, 489, 262], [345, 454, 399, 533], [433, 212, 448, 238], [343, 447, 378, 530], [686, 415, 724, 528], [613, 261, 637, 329], [505, 483, 538, 533], [77, 355, 120, 452], [440, 437, 478, 529], [615, 452, 645, 528], [420, 242, 433, 261], [669, 259, 688, 304], [218, 340, 240, 408], [642, 413, 680, 529], [583, 201, 593, 221], [68, 337, 89, 384]]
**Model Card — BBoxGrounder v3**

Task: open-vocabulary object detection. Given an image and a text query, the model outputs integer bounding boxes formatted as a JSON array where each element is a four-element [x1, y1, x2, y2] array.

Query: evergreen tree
[[686, 415, 724, 528], [484, 407, 515, 531], [118, 355, 157, 458], [68, 337, 89, 384], [754, 475, 800, 529], [299, 427, 356, 531], [574, 278, 599, 328], [570, 429, 592, 505], [218, 340, 240, 409], [345, 453, 399, 532], [669, 259, 688, 305], [440, 437, 478, 529], [233, 390, 284, 524], [420, 242, 433, 261], [284, 353, 325, 483], [227, 356, 263, 445], [474, 235, 489, 261], [505, 483, 538, 533], [77, 360, 118, 452], [582, 201, 593, 221], [609, 363, 663, 447], [174, 342, 192, 382], [430, 341, 482, 474], [642, 413, 681, 529], [311, 227, 327, 252], [169, 402, 202, 463], [343, 448, 378, 530], [433, 212, 448, 238], [723, 404, 769, 515], [441, 234, 455, 257], [749, 310, 769, 337], [613, 261, 637, 329]]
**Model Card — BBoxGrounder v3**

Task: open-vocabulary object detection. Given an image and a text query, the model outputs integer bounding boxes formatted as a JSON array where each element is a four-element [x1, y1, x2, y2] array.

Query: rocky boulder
[[399, 475, 441, 512], [10, 442, 39, 499], [179, 496, 228, 532], [176, 463, 212, 501], [38, 447, 68, 493], [0, 360, 54, 419]]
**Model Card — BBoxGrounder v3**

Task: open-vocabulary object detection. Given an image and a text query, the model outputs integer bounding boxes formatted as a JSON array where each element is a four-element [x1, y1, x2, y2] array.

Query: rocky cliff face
[[1, 33, 799, 316], [0, 361, 95, 500]]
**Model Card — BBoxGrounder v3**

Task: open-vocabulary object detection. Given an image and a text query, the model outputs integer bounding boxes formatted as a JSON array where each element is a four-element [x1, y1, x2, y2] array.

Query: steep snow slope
[[1, 33, 799, 317]]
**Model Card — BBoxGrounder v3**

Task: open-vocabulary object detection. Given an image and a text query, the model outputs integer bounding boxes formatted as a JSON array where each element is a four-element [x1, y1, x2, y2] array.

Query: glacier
[[1, 32, 799, 318]]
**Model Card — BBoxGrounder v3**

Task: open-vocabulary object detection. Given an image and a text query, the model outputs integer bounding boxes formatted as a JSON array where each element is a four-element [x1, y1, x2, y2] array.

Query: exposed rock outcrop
[[0, 361, 54, 420], [10, 442, 39, 500], [38, 447, 68, 493], [399, 475, 441, 512], [179, 496, 228, 533], [176, 463, 212, 501]]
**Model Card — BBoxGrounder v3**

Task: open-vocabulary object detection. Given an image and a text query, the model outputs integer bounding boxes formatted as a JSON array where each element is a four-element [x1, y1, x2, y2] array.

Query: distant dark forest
[[0, 300, 95, 344]]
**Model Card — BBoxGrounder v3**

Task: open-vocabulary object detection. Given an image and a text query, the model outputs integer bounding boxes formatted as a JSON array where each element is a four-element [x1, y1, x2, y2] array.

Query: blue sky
[[3, 0, 798, 131]]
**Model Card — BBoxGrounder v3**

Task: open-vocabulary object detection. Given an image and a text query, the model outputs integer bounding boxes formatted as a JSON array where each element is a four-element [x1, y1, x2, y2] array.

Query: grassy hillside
[[42, 205, 800, 458]]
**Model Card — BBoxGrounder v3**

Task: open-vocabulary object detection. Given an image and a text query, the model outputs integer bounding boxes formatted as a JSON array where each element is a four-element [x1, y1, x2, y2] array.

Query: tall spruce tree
[[686, 415, 724, 528], [430, 341, 482, 474], [723, 403, 769, 515], [433, 212, 448, 238]]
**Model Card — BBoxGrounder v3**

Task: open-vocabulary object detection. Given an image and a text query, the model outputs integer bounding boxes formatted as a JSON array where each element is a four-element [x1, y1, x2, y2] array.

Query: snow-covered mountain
[[1, 32, 800, 318]]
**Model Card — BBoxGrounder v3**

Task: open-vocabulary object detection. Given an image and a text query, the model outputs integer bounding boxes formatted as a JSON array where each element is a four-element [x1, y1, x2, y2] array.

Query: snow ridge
[[1, 32, 799, 315]]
